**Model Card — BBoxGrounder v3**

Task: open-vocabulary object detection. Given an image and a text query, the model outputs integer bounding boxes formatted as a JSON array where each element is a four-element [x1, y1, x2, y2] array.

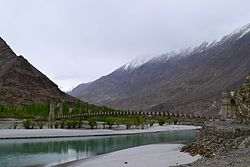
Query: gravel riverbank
[[177, 147, 250, 167], [175, 123, 250, 167]]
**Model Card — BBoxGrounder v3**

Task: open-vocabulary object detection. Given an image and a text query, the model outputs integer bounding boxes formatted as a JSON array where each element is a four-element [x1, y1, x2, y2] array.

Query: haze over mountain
[[0, 37, 76, 106], [69, 24, 250, 115]]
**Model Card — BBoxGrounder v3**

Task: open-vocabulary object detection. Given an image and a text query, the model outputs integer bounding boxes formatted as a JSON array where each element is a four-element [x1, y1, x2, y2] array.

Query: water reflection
[[0, 130, 197, 167]]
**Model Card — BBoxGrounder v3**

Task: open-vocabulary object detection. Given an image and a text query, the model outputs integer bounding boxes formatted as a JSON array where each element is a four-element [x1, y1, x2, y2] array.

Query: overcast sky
[[0, 0, 250, 91]]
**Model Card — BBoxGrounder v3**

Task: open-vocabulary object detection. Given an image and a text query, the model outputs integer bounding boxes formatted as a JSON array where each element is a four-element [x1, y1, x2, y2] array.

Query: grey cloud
[[0, 0, 250, 91]]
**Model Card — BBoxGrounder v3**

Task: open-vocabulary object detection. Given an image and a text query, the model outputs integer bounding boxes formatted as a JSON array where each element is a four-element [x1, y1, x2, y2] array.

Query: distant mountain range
[[69, 23, 250, 115], [0, 37, 76, 106]]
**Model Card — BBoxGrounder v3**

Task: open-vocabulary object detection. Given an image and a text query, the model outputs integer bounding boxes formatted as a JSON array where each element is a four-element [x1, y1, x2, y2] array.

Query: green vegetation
[[124, 120, 132, 129], [37, 121, 45, 129], [23, 119, 35, 129], [66, 121, 71, 129], [54, 121, 60, 129], [171, 117, 179, 125], [48, 122, 54, 129], [12, 122, 18, 129], [14, 114, 205, 129], [105, 117, 115, 129], [65, 120, 78, 129], [0, 103, 50, 119], [78, 119, 83, 128], [133, 116, 146, 129], [148, 118, 155, 127], [158, 117, 166, 126], [88, 117, 97, 129], [71, 121, 78, 129], [60, 121, 65, 128], [0, 100, 117, 119]]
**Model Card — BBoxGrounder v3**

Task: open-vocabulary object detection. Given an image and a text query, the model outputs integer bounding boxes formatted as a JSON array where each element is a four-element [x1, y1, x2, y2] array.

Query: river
[[0, 130, 197, 167]]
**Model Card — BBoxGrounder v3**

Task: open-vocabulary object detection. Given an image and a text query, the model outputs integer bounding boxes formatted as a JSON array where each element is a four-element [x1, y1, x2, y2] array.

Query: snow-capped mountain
[[226, 23, 250, 40], [69, 23, 250, 115], [209, 23, 250, 47], [121, 55, 153, 71], [121, 23, 250, 72], [120, 42, 209, 72]]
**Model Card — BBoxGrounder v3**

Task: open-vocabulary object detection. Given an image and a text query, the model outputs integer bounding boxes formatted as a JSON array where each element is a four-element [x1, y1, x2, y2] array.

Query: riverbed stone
[[177, 123, 250, 167]]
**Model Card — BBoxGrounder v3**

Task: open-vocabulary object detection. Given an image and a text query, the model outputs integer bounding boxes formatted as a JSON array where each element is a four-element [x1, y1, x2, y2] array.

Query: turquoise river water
[[0, 130, 198, 167]]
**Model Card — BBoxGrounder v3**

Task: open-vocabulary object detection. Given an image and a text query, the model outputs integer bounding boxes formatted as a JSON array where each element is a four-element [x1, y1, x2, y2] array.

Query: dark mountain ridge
[[0, 37, 76, 106]]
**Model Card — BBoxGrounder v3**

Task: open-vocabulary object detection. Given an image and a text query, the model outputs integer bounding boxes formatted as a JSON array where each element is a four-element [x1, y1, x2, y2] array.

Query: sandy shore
[[54, 144, 200, 167], [0, 125, 200, 139]]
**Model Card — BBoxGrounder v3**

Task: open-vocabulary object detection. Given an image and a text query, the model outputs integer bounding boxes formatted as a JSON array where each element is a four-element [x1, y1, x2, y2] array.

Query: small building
[[219, 90, 237, 119]]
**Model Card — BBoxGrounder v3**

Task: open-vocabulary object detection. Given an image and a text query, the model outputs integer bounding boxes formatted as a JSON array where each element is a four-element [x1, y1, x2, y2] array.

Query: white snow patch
[[230, 23, 250, 36], [150, 48, 194, 64], [120, 23, 250, 72], [150, 51, 177, 63], [208, 23, 250, 47], [238, 26, 250, 39], [207, 40, 218, 47], [224, 23, 250, 40], [123, 55, 154, 70]]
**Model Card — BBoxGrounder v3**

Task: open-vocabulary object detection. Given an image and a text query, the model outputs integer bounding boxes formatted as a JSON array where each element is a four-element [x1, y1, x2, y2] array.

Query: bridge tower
[[49, 102, 63, 121], [219, 90, 237, 119]]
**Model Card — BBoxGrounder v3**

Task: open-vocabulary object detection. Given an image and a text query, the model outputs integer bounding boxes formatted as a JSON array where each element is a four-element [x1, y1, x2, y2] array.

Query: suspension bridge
[[52, 91, 225, 120]]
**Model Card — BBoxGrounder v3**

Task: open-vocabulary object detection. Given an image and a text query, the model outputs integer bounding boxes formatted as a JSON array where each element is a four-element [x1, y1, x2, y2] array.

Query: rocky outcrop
[[177, 147, 250, 167], [0, 37, 76, 106], [235, 73, 250, 123], [181, 125, 250, 158]]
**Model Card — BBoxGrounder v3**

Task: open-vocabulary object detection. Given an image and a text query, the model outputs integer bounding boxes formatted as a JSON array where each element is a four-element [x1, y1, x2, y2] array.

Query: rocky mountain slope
[[0, 37, 76, 106], [69, 24, 250, 115], [68, 82, 92, 98], [179, 124, 250, 167]]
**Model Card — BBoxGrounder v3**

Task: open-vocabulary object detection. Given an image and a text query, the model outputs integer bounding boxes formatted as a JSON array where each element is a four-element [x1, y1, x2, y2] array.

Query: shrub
[[125, 120, 132, 129], [102, 122, 107, 129], [49, 122, 54, 129], [88, 118, 97, 129], [71, 121, 78, 129], [23, 119, 33, 129], [66, 121, 72, 129], [78, 119, 83, 128], [105, 117, 115, 129], [148, 120, 154, 127], [140, 117, 146, 129], [13, 122, 18, 129], [172, 117, 179, 125], [37, 121, 45, 129], [54, 121, 60, 129], [158, 117, 166, 126], [133, 116, 141, 129], [60, 121, 65, 129]]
